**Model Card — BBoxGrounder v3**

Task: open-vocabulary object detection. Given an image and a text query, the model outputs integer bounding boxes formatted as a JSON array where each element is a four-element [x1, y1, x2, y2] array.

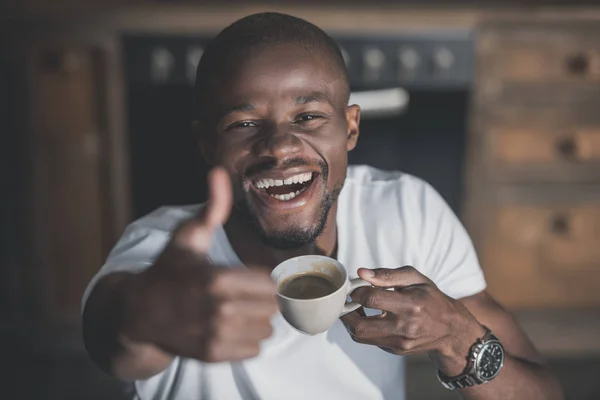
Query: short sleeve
[[416, 180, 486, 299], [81, 205, 200, 312]]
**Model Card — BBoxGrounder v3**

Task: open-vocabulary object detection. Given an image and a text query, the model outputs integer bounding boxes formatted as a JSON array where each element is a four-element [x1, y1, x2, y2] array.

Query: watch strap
[[437, 368, 482, 390], [436, 326, 499, 390]]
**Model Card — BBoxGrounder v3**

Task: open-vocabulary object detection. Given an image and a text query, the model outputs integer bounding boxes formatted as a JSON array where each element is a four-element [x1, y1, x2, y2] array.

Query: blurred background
[[1, 1, 600, 399]]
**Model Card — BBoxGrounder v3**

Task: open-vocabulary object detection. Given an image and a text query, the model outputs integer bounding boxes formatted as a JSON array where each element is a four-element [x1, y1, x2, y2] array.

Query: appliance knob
[[432, 46, 455, 73], [398, 47, 421, 77], [150, 47, 175, 84], [363, 47, 386, 81]]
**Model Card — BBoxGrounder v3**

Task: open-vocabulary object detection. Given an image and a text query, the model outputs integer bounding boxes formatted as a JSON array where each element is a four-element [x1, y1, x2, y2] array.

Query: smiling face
[[197, 43, 360, 249]]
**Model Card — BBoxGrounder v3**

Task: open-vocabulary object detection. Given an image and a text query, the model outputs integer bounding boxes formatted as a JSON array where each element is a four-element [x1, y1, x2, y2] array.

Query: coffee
[[278, 273, 339, 299]]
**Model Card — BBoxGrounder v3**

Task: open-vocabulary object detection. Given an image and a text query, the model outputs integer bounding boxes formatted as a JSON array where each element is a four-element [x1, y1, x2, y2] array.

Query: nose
[[252, 123, 303, 159]]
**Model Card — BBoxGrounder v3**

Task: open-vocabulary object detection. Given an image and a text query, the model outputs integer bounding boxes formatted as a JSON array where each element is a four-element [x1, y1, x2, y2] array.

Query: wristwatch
[[437, 326, 505, 390]]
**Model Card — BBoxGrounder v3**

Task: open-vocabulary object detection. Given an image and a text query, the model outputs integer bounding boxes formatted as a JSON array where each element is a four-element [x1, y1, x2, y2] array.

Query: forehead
[[215, 44, 345, 107]]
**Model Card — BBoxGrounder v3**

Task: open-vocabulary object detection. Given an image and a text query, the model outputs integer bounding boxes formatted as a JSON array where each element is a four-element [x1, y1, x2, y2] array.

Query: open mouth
[[253, 172, 316, 201]]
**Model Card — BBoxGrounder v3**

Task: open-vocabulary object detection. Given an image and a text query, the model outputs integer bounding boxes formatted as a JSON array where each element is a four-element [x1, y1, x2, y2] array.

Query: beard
[[238, 183, 342, 250], [235, 159, 345, 250]]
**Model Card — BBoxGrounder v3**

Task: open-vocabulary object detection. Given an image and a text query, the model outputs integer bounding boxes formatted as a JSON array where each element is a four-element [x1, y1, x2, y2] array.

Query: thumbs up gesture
[[122, 167, 278, 363]]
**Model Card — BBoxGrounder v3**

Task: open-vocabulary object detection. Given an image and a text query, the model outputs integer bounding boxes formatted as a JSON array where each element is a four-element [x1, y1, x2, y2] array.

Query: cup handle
[[339, 278, 372, 317]]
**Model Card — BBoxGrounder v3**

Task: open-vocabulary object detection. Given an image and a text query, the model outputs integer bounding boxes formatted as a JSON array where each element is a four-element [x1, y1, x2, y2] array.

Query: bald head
[[193, 12, 350, 121]]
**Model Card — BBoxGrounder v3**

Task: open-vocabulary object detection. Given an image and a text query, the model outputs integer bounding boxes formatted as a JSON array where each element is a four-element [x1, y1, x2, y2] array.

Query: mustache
[[243, 157, 328, 179]]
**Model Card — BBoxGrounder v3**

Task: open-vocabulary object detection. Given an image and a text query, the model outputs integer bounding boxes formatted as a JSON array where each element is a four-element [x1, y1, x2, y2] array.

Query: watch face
[[476, 342, 504, 381]]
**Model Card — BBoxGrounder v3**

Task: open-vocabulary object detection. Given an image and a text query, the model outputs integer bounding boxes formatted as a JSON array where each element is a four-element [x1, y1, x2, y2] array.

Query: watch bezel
[[474, 340, 505, 382]]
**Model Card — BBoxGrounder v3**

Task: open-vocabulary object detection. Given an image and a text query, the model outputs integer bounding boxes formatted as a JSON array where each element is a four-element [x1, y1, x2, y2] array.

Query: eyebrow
[[221, 102, 255, 118], [295, 93, 332, 106], [219, 94, 332, 120]]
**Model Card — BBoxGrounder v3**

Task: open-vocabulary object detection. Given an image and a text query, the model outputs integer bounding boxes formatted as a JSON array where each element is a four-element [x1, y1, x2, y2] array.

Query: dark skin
[[82, 43, 564, 399]]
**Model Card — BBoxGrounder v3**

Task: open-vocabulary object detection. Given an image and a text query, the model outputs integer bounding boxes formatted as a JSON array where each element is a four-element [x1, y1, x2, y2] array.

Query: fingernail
[[360, 269, 375, 278]]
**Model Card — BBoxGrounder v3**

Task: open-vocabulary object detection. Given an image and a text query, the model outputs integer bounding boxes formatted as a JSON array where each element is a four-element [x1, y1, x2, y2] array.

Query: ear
[[193, 120, 216, 166], [344, 104, 360, 151]]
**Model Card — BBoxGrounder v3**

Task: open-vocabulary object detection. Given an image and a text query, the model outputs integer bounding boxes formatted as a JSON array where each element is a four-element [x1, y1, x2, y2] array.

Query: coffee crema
[[278, 273, 339, 299]]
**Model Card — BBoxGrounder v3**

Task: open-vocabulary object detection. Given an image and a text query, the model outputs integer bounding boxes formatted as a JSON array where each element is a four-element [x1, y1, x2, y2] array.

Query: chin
[[251, 209, 328, 250]]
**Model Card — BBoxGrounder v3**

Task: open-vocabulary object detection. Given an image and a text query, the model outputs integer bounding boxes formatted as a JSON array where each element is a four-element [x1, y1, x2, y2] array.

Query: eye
[[227, 121, 258, 130], [294, 114, 324, 124]]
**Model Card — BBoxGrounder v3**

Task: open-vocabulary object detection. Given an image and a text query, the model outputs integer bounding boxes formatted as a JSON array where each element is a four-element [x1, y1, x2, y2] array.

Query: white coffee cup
[[271, 255, 371, 335]]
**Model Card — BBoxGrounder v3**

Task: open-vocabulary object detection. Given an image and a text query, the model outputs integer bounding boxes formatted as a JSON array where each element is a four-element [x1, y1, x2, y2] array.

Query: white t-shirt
[[82, 165, 486, 400]]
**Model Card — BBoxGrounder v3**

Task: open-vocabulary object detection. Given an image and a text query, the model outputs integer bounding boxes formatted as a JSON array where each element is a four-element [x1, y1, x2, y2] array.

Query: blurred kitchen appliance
[[124, 32, 473, 218]]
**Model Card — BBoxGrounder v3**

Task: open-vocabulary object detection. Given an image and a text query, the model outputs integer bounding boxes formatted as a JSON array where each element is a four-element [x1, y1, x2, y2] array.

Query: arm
[[451, 290, 564, 399], [81, 168, 276, 382], [82, 271, 174, 381], [342, 269, 565, 400]]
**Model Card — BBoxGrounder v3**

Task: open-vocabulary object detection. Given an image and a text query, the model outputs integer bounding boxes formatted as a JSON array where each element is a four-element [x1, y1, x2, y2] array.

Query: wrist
[[431, 320, 487, 376]]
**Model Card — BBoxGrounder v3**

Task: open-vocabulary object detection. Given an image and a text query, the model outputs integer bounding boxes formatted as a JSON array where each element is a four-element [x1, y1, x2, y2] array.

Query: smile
[[253, 172, 316, 201]]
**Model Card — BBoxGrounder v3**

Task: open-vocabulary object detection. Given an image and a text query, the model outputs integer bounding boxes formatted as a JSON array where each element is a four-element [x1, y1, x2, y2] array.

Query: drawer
[[480, 203, 600, 308], [485, 127, 600, 182], [478, 26, 600, 85]]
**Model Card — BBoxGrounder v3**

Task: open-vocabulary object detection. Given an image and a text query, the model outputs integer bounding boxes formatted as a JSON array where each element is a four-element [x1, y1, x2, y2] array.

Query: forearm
[[454, 354, 564, 400], [82, 271, 173, 381]]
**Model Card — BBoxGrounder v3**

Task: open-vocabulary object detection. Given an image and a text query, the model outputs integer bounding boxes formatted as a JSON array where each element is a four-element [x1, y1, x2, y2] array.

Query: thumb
[[174, 167, 233, 253], [202, 166, 233, 229], [357, 266, 428, 288]]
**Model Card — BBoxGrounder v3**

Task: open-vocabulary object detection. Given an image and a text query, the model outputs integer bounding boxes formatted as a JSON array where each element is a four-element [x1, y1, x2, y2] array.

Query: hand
[[122, 167, 278, 363], [341, 266, 486, 375]]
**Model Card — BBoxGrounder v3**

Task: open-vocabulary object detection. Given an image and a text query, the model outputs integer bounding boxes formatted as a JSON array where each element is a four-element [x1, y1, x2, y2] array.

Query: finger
[[348, 334, 416, 354], [211, 269, 277, 300], [175, 168, 233, 254], [357, 266, 430, 288], [341, 313, 393, 340], [207, 341, 261, 363], [221, 318, 274, 342], [203, 167, 233, 229], [216, 299, 278, 323], [349, 287, 404, 314]]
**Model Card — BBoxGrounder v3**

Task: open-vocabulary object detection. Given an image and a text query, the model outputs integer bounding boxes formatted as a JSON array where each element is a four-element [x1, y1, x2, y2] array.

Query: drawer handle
[[555, 136, 578, 159], [565, 53, 589, 76], [549, 213, 570, 235]]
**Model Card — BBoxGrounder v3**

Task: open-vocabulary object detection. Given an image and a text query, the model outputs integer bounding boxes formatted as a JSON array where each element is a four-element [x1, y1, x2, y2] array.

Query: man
[[82, 12, 564, 400]]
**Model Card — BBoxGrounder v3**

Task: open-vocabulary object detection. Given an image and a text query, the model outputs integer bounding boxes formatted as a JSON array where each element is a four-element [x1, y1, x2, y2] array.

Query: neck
[[224, 205, 338, 272]]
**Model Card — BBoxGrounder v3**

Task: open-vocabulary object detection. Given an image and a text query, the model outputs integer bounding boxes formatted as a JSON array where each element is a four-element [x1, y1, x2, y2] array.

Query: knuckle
[[347, 322, 365, 339], [379, 268, 392, 281], [256, 320, 274, 338], [362, 294, 379, 309], [403, 323, 420, 339], [400, 339, 416, 351], [410, 303, 423, 316], [217, 300, 236, 319], [346, 322, 359, 337], [248, 343, 261, 358], [262, 324, 274, 338]]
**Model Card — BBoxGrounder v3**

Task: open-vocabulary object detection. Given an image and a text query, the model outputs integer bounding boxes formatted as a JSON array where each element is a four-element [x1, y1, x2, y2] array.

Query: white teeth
[[254, 172, 313, 189], [271, 191, 298, 201]]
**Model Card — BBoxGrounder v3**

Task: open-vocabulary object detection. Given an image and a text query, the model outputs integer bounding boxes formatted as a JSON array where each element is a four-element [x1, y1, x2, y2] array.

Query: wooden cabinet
[[478, 28, 600, 84], [3, 33, 130, 324], [481, 201, 600, 307], [30, 47, 107, 315], [466, 21, 600, 308]]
